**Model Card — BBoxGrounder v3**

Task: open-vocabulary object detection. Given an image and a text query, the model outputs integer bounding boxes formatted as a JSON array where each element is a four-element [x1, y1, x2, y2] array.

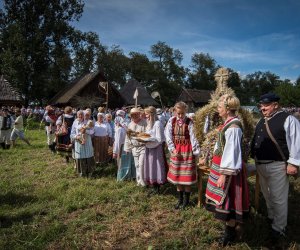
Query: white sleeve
[[188, 121, 200, 155], [164, 118, 175, 152], [220, 127, 243, 175], [70, 120, 77, 140], [56, 115, 63, 126], [285, 115, 300, 166], [146, 121, 163, 148]]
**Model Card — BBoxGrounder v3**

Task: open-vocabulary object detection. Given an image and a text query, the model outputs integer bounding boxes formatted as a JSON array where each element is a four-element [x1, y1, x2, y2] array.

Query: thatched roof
[[120, 79, 158, 106], [49, 71, 102, 104], [177, 88, 211, 106], [0, 75, 22, 105], [49, 71, 125, 108]]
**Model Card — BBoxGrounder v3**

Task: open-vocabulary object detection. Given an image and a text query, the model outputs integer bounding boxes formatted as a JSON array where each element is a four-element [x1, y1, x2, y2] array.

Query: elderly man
[[124, 107, 147, 186], [251, 93, 300, 240]]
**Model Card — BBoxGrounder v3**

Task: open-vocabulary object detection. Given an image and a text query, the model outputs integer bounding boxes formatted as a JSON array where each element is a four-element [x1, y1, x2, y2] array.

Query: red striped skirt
[[167, 142, 197, 185], [205, 156, 250, 222]]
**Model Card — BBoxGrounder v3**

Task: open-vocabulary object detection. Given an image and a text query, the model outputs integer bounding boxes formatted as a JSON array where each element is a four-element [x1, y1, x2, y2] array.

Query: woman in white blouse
[[204, 94, 249, 246], [93, 113, 112, 164], [143, 106, 167, 195]]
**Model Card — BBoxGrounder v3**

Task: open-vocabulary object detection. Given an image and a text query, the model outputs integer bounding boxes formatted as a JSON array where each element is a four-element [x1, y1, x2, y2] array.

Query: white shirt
[[215, 126, 243, 174], [94, 121, 112, 137], [164, 116, 200, 155], [145, 120, 165, 148]]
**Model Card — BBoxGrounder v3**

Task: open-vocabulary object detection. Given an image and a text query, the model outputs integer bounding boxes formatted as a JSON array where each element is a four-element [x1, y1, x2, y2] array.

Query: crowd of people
[[1, 92, 299, 247]]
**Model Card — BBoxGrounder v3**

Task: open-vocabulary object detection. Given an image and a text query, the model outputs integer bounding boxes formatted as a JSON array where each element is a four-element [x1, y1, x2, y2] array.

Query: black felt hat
[[259, 93, 280, 104]]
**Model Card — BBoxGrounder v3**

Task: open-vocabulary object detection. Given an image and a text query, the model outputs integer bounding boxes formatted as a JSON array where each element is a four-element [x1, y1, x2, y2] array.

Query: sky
[[74, 0, 300, 82]]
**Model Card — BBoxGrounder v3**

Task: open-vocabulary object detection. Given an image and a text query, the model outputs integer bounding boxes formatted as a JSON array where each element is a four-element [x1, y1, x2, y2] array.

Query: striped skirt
[[93, 136, 109, 163], [143, 144, 168, 185], [167, 143, 197, 185], [205, 156, 250, 222]]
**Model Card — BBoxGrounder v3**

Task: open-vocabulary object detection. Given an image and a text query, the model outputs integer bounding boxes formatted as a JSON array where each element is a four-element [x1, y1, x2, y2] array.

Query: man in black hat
[[251, 93, 300, 241]]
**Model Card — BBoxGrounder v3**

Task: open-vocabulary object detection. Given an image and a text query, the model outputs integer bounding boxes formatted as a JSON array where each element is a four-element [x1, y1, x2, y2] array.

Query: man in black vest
[[251, 93, 300, 240]]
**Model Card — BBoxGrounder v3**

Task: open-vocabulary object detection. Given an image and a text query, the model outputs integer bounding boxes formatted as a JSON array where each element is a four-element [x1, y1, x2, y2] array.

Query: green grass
[[0, 129, 299, 249]]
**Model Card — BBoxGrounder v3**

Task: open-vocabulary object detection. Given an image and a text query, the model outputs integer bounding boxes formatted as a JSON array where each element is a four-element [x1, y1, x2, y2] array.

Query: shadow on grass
[[0, 192, 39, 228], [0, 211, 35, 228], [92, 162, 118, 178], [0, 192, 37, 206]]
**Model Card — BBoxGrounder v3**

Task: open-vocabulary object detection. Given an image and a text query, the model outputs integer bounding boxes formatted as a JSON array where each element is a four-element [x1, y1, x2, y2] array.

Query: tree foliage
[[0, 0, 98, 105], [0, 1, 299, 106]]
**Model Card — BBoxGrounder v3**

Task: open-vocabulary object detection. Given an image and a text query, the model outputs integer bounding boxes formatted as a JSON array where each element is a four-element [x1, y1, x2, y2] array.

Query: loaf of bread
[[138, 132, 151, 138]]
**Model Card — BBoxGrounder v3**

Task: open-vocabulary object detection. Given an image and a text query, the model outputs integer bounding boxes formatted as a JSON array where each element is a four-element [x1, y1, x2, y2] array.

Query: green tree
[[240, 71, 281, 105], [96, 45, 129, 88], [0, 0, 102, 105], [187, 52, 217, 90], [128, 52, 156, 86], [275, 80, 300, 106], [149, 41, 186, 105]]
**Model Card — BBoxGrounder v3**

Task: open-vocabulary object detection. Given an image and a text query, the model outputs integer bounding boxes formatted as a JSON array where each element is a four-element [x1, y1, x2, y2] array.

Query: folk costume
[[251, 109, 300, 235], [55, 113, 75, 161], [165, 116, 200, 185], [10, 112, 30, 147], [205, 117, 249, 222], [143, 120, 167, 186], [43, 109, 58, 152], [124, 118, 147, 186], [114, 114, 136, 181], [70, 118, 95, 177], [0, 110, 14, 149], [93, 114, 112, 164]]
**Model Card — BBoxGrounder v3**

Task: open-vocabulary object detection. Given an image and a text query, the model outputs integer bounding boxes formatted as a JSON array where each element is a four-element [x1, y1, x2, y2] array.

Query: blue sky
[[74, 0, 300, 81]]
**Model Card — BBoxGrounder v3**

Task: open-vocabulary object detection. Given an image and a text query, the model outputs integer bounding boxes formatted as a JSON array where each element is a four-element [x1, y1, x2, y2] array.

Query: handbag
[[56, 115, 68, 136]]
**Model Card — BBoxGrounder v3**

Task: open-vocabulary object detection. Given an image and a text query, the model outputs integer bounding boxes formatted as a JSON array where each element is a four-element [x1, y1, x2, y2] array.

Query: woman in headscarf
[[114, 110, 136, 181], [70, 110, 95, 177], [93, 113, 112, 164], [55, 106, 75, 162]]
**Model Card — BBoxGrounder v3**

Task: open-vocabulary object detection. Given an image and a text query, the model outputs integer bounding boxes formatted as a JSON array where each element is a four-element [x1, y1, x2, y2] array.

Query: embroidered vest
[[171, 117, 191, 145]]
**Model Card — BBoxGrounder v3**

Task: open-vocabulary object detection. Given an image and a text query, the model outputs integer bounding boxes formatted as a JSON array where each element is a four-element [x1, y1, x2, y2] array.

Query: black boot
[[175, 191, 184, 209], [182, 191, 191, 209], [1, 142, 5, 149], [221, 225, 236, 247], [5, 144, 10, 149]]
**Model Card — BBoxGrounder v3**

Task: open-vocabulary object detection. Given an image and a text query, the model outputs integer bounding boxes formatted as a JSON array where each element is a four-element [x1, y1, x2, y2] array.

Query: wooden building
[[120, 79, 158, 107], [177, 88, 211, 111], [0, 75, 23, 106], [49, 71, 125, 109]]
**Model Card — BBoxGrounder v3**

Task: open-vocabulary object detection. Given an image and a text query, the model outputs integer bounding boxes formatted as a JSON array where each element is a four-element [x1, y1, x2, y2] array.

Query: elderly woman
[[143, 106, 167, 196], [204, 94, 249, 246], [55, 106, 75, 162], [70, 110, 95, 177], [93, 113, 112, 164]]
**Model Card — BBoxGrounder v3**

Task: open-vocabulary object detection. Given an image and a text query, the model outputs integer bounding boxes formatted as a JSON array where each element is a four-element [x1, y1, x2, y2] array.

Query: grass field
[[0, 129, 299, 249]]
